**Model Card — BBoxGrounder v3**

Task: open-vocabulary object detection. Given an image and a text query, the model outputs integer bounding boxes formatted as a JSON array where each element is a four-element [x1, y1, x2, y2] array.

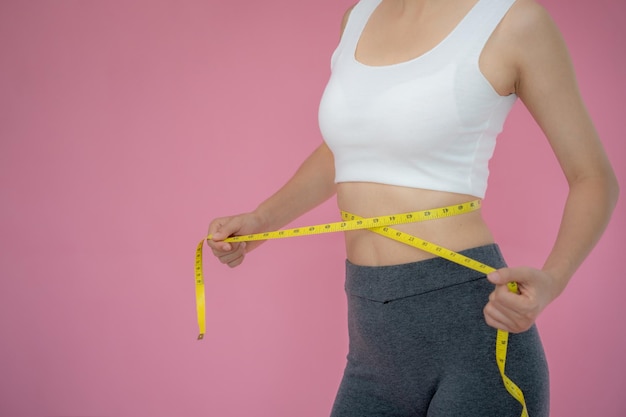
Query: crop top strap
[[459, 0, 517, 56], [333, 0, 517, 68], [330, 0, 380, 69]]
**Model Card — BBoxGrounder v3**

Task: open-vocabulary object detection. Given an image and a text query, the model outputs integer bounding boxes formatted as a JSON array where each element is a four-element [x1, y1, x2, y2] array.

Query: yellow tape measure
[[195, 200, 528, 416]]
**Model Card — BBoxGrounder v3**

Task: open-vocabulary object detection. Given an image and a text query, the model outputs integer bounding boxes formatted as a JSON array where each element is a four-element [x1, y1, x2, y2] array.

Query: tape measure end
[[507, 282, 520, 294], [197, 334, 205, 341]]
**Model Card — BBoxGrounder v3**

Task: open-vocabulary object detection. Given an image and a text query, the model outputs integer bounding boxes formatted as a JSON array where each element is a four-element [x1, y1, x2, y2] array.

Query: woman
[[207, 0, 619, 415]]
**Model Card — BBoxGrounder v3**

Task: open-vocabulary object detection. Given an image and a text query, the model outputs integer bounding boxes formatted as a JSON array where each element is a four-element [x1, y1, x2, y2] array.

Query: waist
[[345, 244, 507, 302], [337, 182, 495, 266]]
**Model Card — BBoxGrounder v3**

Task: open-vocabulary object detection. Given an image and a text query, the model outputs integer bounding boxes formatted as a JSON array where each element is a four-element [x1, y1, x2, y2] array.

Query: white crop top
[[318, 0, 517, 198]]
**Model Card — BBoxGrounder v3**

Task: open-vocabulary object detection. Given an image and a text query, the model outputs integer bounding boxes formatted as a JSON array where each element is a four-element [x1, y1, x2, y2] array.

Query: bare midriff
[[337, 182, 495, 266]]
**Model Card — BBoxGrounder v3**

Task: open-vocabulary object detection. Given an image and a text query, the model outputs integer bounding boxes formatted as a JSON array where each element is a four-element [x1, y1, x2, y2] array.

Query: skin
[[207, 0, 619, 334]]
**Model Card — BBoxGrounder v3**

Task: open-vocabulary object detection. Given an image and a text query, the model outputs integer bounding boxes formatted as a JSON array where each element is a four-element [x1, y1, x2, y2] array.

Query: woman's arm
[[484, 0, 619, 333], [207, 5, 356, 267], [207, 143, 336, 267]]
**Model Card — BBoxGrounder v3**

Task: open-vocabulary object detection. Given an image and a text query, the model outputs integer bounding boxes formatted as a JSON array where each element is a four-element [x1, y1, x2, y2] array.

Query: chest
[[355, 0, 516, 96], [355, 0, 479, 66]]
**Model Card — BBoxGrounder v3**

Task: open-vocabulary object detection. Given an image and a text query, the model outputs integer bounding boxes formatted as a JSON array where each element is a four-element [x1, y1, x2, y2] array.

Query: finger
[[487, 269, 521, 297], [484, 313, 510, 332], [487, 269, 513, 287], [207, 239, 235, 253], [207, 218, 227, 238], [207, 217, 243, 251], [483, 302, 512, 331], [488, 267, 537, 287], [220, 251, 244, 267], [488, 289, 524, 320], [486, 289, 537, 333], [226, 255, 245, 268], [491, 282, 526, 307], [210, 241, 246, 257], [209, 217, 245, 242], [489, 291, 534, 330], [483, 302, 529, 333], [215, 242, 247, 265]]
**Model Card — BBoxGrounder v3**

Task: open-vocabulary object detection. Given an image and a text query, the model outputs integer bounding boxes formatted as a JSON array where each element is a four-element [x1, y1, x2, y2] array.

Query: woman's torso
[[330, 0, 519, 266], [337, 183, 495, 266]]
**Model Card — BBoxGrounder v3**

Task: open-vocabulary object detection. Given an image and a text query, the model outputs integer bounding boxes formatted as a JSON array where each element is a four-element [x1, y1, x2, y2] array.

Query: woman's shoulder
[[340, 3, 358, 36], [497, 0, 572, 79], [501, 0, 561, 42]]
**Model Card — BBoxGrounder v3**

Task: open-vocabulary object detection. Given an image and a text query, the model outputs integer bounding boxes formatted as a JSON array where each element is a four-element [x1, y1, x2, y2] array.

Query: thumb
[[487, 268, 513, 285], [209, 217, 243, 242], [488, 267, 538, 295], [210, 228, 228, 241]]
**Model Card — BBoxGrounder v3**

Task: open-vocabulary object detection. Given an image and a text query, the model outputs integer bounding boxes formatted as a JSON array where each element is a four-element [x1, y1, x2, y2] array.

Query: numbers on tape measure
[[207, 200, 483, 244], [344, 210, 527, 416], [196, 199, 528, 416]]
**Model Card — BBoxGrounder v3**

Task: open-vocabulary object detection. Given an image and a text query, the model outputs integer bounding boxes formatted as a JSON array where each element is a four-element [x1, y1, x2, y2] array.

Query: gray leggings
[[330, 244, 549, 417]]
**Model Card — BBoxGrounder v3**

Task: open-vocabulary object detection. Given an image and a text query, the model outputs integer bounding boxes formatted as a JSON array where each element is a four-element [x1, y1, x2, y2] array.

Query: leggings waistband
[[345, 243, 506, 303]]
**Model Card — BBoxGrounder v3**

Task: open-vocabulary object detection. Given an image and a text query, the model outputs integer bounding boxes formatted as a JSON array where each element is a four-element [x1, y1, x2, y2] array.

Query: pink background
[[1, 0, 624, 416]]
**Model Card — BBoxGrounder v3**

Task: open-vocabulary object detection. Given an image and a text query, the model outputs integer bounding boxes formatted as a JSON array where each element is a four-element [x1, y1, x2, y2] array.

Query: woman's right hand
[[206, 212, 268, 268], [206, 144, 337, 268]]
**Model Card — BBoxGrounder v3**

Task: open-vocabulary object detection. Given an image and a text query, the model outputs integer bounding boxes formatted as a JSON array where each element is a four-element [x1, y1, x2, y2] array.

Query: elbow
[[568, 164, 620, 214], [589, 167, 620, 213], [602, 160, 621, 210], [608, 171, 620, 210], [597, 168, 619, 214]]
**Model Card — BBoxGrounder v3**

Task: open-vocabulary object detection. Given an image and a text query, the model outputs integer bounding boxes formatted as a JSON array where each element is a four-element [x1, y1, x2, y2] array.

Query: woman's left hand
[[484, 267, 559, 333]]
